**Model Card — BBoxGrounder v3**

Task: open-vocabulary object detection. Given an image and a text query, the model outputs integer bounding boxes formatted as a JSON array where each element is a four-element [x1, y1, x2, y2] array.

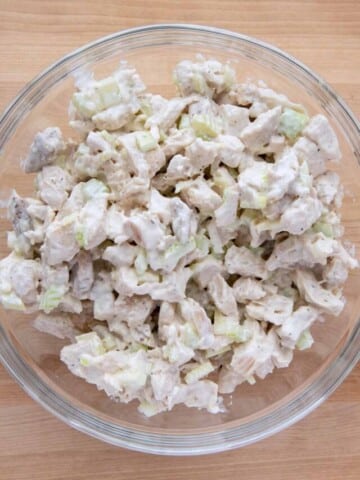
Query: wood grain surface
[[0, 1, 359, 479]]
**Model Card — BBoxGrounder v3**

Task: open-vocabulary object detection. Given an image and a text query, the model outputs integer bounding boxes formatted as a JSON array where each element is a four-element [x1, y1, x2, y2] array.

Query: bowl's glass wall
[[0, 26, 359, 452]]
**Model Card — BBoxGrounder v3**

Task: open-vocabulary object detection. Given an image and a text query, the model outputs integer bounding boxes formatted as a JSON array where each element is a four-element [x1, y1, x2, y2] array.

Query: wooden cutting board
[[0, 1, 359, 479]]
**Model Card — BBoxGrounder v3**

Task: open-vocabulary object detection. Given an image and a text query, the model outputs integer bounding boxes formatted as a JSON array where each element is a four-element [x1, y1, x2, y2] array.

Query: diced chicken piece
[[240, 106, 282, 152], [185, 138, 219, 174], [293, 136, 326, 177], [37, 166, 73, 210], [207, 273, 238, 316], [145, 146, 166, 178], [179, 177, 222, 215], [103, 243, 138, 267], [8, 192, 33, 236], [219, 322, 292, 393], [92, 103, 139, 130], [267, 233, 325, 271], [174, 58, 235, 98], [192, 256, 226, 288], [294, 269, 345, 315], [245, 294, 294, 325], [263, 195, 292, 221], [220, 104, 250, 137], [225, 246, 268, 279], [277, 306, 319, 349], [323, 257, 349, 287], [41, 263, 69, 290], [150, 359, 180, 403], [237, 161, 270, 209], [58, 294, 83, 314], [148, 189, 172, 224], [232, 278, 266, 303], [125, 212, 168, 251], [162, 128, 195, 158], [304, 115, 341, 161], [42, 215, 79, 266], [267, 148, 299, 201], [158, 302, 179, 342], [34, 312, 80, 340], [86, 131, 113, 153], [257, 135, 286, 155], [120, 133, 149, 179], [135, 268, 192, 303], [71, 251, 94, 299], [22, 127, 65, 173], [77, 197, 107, 250], [145, 96, 197, 132], [214, 185, 239, 229], [109, 295, 154, 330], [90, 272, 116, 321], [171, 197, 198, 243], [166, 154, 195, 180], [314, 171, 340, 205], [56, 183, 85, 220], [279, 196, 323, 235], [104, 206, 130, 244], [179, 298, 215, 349], [171, 380, 223, 414], [115, 178, 150, 209], [111, 266, 138, 297], [9, 258, 40, 304], [215, 135, 244, 168]]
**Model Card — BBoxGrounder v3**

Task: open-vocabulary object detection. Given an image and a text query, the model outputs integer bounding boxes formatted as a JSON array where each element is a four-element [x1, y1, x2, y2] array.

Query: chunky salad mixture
[[1, 57, 357, 416]]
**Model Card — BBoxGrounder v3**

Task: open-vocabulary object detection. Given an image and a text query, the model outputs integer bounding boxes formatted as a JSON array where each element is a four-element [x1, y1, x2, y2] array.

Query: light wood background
[[0, 1, 359, 479]]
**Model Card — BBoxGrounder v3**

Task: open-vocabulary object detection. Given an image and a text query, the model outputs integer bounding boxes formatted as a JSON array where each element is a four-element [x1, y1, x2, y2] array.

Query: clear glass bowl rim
[[0, 23, 359, 456]]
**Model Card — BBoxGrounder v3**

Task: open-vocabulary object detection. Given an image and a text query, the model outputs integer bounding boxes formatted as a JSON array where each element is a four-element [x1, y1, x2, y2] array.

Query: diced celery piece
[[139, 99, 152, 117], [181, 322, 200, 349], [134, 248, 148, 276], [191, 114, 221, 139], [175, 179, 193, 194], [313, 221, 334, 238], [75, 332, 105, 355], [159, 129, 167, 142], [214, 311, 251, 343], [223, 64, 236, 89], [80, 355, 91, 367], [75, 225, 86, 248], [137, 271, 160, 284], [213, 168, 235, 194], [82, 179, 109, 201], [107, 368, 147, 390], [296, 329, 314, 350], [178, 114, 191, 130], [138, 401, 161, 417], [191, 72, 207, 94], [184, 361, 215, 384], [136, 131, 158, 152], [0, 292, 25, 311], [240, 193, 268, 210], [205, 344, 231, 358], [72, 90, 103, 118], [128, 342, 148, 353], [95, 77, 121, 109], [278, 108, 309, 141], [247, 376, 256, 385], [162, 238, 196, 271], [195, 233, 210, 257], [40, 285, 66, 314]]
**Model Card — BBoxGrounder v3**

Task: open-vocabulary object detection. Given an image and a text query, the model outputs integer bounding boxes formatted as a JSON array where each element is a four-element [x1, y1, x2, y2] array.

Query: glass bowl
[[0, 24, 359, 456]]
